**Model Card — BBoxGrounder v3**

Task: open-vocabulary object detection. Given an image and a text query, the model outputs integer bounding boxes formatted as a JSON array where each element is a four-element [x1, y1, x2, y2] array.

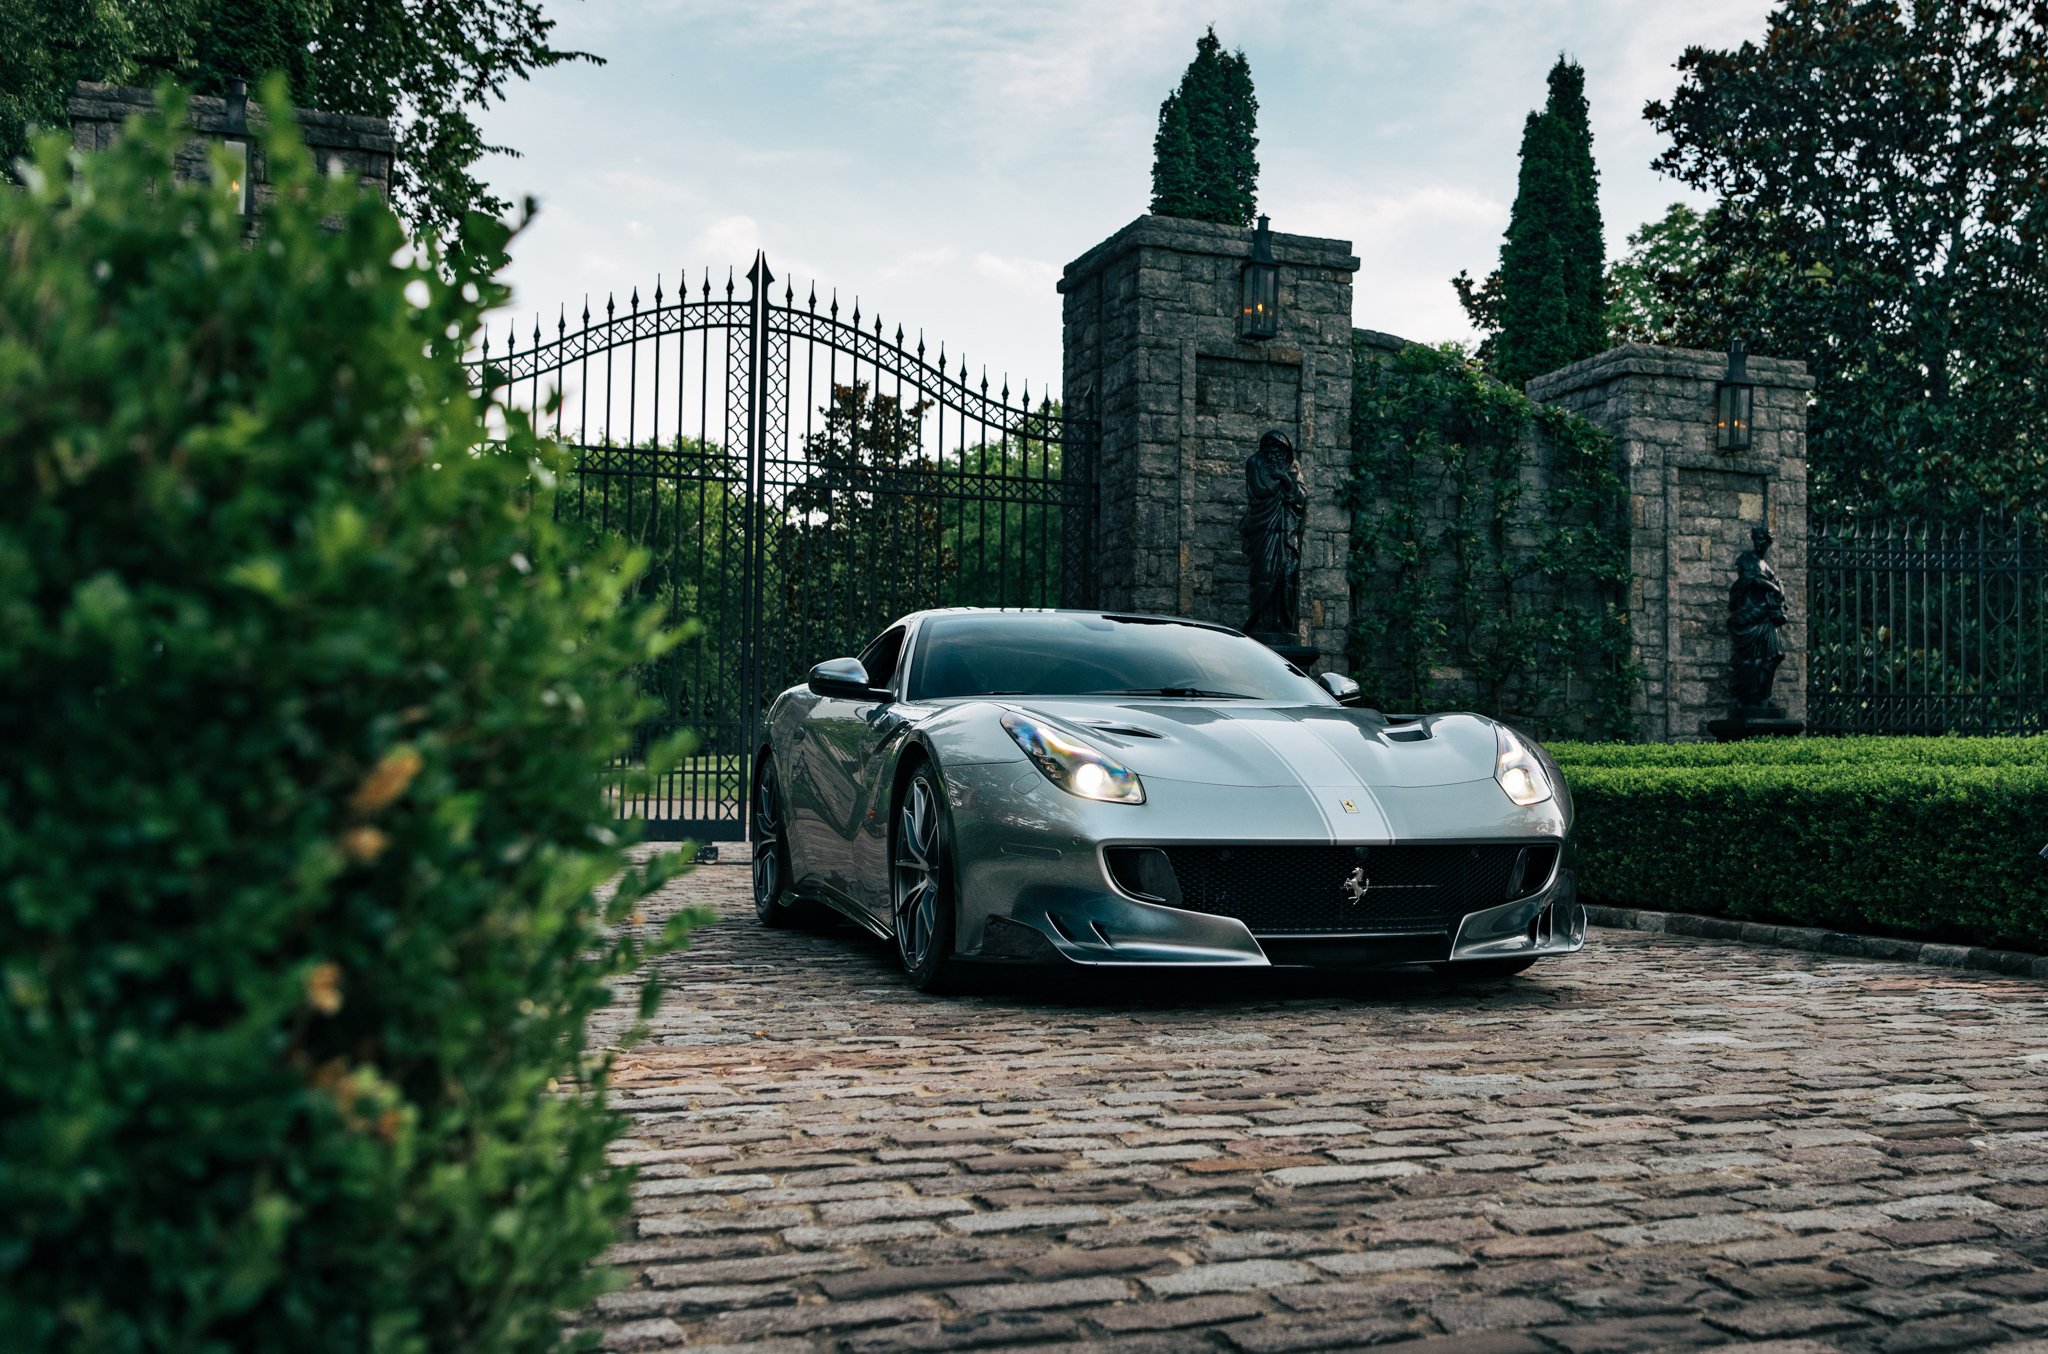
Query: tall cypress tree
[[1455, 56, 1608, 387], [1149, 27, 1259, 227], [1544, 58, 1606, 360], [1492, 110, 1582, 386]]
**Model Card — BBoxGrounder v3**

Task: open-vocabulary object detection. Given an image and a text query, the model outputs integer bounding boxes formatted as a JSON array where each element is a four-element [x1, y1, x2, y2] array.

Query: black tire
[[752, 754, 823, 928], [1433, 957, 1539, 980], [891, 760, 964, 993]]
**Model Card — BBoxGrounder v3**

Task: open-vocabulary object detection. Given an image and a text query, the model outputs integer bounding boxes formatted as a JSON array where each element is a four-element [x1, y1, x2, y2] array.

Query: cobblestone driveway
[[584, 852, 2048, 1353]]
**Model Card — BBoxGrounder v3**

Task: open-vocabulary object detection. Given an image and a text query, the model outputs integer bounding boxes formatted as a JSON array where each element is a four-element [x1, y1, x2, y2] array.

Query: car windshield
[[908, 613, 1335, 704]]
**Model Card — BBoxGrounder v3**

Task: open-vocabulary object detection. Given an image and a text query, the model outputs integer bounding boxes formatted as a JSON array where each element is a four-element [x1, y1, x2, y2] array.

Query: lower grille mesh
[[1158, 843, 1541, 934]]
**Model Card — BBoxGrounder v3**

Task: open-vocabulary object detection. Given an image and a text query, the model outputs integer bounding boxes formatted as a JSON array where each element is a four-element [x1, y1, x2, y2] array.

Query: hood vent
[[1083, 722, 1164, 739], [1383, 726, 1431, 743]]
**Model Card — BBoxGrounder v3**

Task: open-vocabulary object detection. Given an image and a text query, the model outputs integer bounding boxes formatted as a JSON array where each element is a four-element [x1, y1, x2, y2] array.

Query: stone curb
[[1584, 904, 2048, 981]]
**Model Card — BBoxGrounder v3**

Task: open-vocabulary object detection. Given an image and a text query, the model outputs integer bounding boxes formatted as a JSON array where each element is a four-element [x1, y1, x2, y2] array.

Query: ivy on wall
[[1343, 333, 1640, 739]]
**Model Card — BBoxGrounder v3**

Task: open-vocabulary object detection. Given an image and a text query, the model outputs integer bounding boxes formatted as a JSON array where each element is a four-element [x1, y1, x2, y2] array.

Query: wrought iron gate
[[467, 251, 1096, 839], [1807, 514, 2048, 735]]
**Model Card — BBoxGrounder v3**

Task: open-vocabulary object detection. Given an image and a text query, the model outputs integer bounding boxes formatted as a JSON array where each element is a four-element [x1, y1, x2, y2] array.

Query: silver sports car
[[751, 609, 1585, 992]]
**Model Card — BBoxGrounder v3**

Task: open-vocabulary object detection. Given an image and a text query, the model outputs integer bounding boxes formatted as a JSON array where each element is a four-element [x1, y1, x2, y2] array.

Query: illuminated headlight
[[1001, 712, 1145, 804], [1495, 727, 1554, 806]]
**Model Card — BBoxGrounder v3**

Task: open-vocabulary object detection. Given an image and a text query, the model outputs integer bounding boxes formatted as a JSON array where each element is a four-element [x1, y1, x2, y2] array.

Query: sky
[[475, 0, 1778, 401]]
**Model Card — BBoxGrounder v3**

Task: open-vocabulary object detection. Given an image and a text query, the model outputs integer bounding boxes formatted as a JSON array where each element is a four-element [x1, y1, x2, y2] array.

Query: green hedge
[[0, 89, 693, 1350], [1552, 739, 2048, 951]]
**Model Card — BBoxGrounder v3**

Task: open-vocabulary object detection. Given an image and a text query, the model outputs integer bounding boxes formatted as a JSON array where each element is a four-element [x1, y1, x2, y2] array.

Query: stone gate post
[[1526, 346, 1814, 741], [1059, 216, 1359, 671]]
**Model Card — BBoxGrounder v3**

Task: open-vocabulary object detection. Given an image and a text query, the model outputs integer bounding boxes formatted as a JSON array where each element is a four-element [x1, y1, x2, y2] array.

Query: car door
[[795, 626, 907, 917]]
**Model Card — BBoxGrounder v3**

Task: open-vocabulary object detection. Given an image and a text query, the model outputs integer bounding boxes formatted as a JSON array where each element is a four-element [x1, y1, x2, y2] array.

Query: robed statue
[[1240, 429, 1307, 637], [1728, 525, 1789, 710]]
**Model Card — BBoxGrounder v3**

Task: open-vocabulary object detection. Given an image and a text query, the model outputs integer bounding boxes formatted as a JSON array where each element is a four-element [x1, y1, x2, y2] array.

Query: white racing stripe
[[1223, 711, 1392, 843]]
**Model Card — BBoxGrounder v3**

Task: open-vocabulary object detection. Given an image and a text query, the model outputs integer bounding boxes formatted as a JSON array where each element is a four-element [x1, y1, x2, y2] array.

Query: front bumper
[[944, 762, 1585, 971]]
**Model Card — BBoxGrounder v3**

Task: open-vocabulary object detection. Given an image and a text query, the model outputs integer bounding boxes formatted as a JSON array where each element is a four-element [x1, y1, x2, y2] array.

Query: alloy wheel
[[893, 774, 941, 970]]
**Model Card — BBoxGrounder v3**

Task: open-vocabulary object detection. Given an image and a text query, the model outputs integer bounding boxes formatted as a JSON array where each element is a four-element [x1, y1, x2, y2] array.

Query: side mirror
[[808, 658, 890, 702], [1318, 672, 1364, 706]]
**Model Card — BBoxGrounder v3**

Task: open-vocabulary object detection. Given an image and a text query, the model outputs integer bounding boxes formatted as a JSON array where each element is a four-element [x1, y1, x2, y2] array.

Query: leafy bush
[[0, 89, 692, 1350], [1552, 739, 2048, 950]]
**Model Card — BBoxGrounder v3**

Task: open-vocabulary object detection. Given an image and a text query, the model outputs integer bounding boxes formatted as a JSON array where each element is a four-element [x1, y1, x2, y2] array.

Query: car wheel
[[892, 761, 963, 993], [752, 755, 816, 928], [1433, 957, 1539, 980]]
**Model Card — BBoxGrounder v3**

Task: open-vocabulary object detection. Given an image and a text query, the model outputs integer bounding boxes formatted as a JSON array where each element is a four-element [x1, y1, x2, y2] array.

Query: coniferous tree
[[1149, 27, 1259, 226], [1150, 92, 1200, 219], [1544, 58, 1607, 360], [1454, 56, 1607, 387]]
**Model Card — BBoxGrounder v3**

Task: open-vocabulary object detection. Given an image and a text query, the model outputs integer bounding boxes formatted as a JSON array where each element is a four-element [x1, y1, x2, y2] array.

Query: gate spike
[[532, 313, 541, 346], [807, 282, 817, 312], [581, 294, 590, 326], [1002, 374, 1010, 402], [1020, 378, 1028, 408], [725, 268, 735, 301], [894, 323, 904, 347], [830, 288, 839, 320], [482, 328, 490, 359], [558, 304, 567, 339], [701, 269, 711, 301], [916, 330, 925, 360], [874, 313, 884, 339], [981, 367, 989, 397], [630, 286, 639, 312], [606, 292, 615, 320], [653, 274, 663, 305], [784, 277, 794, 305], [851, 298, 861, 328], [937, 342, 946, 374]]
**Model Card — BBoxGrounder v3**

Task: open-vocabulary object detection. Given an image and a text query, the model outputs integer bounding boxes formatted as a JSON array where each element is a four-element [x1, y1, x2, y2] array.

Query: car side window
[[858, 627, 906, 692]]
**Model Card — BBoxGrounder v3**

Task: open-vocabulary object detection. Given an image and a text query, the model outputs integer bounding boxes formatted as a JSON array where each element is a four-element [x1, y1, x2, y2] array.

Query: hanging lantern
[[1239, 214, 1279, 341], [1716, 337, 1755, 452]]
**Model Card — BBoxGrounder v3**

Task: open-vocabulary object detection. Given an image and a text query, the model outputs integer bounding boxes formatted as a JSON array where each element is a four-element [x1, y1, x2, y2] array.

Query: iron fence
[[1807, 514, 2048, 735], [465, 252, 1095, 839]]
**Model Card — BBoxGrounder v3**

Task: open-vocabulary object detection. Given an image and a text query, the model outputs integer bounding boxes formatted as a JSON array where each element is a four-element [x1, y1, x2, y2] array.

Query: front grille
[[1156, 843, 1543, 934]]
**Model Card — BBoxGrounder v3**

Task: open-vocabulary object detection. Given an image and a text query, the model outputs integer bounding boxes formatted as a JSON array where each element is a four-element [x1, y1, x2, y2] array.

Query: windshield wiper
[[1088, 686, 1256, 700]]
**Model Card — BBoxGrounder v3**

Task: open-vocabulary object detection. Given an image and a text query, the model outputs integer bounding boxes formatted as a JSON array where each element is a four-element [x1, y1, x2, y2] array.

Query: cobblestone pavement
[[582, 851, 2048, 1353]]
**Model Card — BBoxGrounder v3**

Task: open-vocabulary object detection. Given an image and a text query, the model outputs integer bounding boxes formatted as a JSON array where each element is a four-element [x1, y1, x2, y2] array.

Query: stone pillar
[[1059, 215, 1359, 670], [67, 82, 397, 207], [1527, 345, 1813, 742]]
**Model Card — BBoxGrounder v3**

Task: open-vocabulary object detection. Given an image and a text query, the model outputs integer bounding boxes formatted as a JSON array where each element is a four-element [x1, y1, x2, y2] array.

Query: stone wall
[[67, 83, 396, 207], [1059, 215, 1359, 670], [1348, 329, 1635, 737], [1528, 345, 1813, 741]]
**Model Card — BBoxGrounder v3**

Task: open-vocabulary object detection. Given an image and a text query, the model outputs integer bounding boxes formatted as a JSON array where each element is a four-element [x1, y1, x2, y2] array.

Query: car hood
[[1005, 699, 1499, 789]]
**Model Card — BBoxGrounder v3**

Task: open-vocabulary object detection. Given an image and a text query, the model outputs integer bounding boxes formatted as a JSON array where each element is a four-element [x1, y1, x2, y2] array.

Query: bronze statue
[[1728, 525, 1789, 710], [1241, 429, 1306, 637]]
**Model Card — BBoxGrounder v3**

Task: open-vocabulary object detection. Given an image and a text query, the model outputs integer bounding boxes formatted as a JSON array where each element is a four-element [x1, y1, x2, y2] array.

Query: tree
[[1149, 26, 1259, 227], [1646, 0, 2048, 513], [0, 0, 594, 262], [1604, 203, 1706, 345], [1454, 56, 1608, 387]]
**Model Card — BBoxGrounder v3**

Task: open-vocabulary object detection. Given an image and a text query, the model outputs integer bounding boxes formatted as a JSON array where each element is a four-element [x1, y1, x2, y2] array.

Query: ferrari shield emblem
[[1339, 798, 1358, 814]]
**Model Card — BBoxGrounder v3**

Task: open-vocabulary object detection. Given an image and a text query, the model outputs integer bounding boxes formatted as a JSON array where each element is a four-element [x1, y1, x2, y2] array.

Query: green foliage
[[1552, 738, 2048, 949], [0, 91, 695, 1349], [1645, 0, 2048, 514], [0, 0, 594, 263], [1604, 203, 1704, 345], [1149, 26, 1259, 227], [1345, 335, 1639, 740], [1454, 56, 1607, 387]]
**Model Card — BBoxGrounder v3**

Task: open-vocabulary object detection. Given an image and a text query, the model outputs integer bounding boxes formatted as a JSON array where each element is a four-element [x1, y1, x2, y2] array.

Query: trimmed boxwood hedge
[[1551, 738, 2048, 952], [0, 90, 695, 1350]]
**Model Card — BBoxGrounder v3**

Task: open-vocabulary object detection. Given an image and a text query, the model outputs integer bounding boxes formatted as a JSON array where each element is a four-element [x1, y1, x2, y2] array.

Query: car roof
[[898, 607, 1244, 637]]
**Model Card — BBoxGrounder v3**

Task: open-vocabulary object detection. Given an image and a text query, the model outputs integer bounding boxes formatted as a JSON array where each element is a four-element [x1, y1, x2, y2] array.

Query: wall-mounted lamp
[[222, 78, 254, 218], [1239, 214, 1279, 341], [1716, 337, 1755, 452]]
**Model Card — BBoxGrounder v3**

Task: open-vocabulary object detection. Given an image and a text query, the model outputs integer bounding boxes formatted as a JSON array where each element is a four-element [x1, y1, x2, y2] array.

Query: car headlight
[[1495, 727, 1554, 806], [1001, 712, 1145, 804]]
